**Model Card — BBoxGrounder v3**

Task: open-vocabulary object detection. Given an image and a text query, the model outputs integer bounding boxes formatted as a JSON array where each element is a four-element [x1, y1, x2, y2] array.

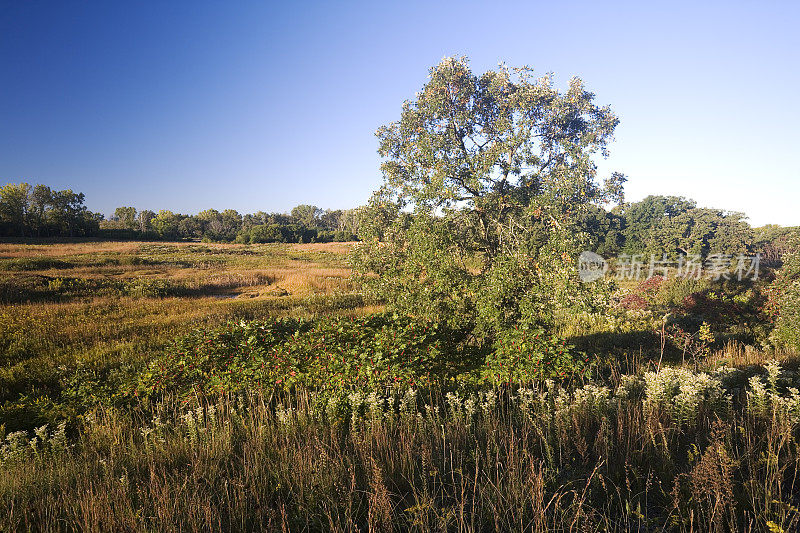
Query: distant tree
[[338, 207, 363, 238], [0, 183, 32, 236], [152, 210, 182, 240], [195, 209, 220, 234], [177, 216, 200, 240], [114, 206, 138, 230], [705, 210, 753, 256], [28, 184, 52, 236], [48, 189, 91, 237], [644, 208, 752, 258], [319, 209, 342, 231], [219, 209, 242, 238], [137, 210, 156, 233], [242, 212, 270, 231], [579, 205, 625, 257], [198, 209, 241, 241], [290, 205, 322, 228], [622, 195, 696, 255], [754, 225, 800, 266], [245, 224, 285, 243]]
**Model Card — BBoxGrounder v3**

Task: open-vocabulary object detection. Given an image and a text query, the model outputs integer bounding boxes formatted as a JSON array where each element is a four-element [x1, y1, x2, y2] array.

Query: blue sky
[[1, 1, 798, 225]]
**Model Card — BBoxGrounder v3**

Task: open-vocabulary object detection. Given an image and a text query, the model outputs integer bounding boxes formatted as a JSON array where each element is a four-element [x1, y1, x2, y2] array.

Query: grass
[[1, 363, 799, 531], [0, 241, 371, 430], [1, 240, 799, 531]]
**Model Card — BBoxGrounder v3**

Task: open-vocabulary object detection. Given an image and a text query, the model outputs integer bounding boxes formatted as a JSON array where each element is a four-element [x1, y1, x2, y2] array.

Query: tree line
[[0, 182, 362, 243], [2, 179, 795, 254], [105, 204, 361, 243], [580, 195, 794, 260], [0, 183, 102, 238]]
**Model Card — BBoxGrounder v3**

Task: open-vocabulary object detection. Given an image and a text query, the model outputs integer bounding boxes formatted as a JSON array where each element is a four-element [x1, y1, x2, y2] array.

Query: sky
[[1, 1, 798, 226]]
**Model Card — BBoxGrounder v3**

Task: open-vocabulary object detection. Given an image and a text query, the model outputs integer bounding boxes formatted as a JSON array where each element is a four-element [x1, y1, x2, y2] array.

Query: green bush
[[484, 326, 587, 383], [768, 239, 800, 351], [138, 314, 472, 397]]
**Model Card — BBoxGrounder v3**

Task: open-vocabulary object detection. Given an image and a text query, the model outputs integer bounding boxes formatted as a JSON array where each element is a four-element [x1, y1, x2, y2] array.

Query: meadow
[[0, 240, 799, 531], [0, 241, 370, 431]]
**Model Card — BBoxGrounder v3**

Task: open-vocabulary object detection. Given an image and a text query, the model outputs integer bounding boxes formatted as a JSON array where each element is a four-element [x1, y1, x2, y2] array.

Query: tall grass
[[1, 362, 798, 532]]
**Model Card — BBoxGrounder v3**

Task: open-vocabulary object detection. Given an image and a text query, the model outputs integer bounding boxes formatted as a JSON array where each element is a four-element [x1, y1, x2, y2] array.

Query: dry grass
[[0, 240, 355, 298], [1, 373, 798, 532], [705, 342, 799, 369], [0, 241, 369, 428], [0, 240, 144, 258]]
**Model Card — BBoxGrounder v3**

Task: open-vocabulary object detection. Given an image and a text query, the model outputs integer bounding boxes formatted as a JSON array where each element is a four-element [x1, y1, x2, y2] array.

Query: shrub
[[767, 238, 800, 351], [484, 326, 587, 383], [138, 314, 470, 397]]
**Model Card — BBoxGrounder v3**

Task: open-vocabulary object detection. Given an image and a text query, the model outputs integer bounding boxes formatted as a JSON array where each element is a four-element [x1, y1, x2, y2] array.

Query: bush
[[767, 238, 800, 351], [138, 314, 471, 397], [484, 326, 587, 383]]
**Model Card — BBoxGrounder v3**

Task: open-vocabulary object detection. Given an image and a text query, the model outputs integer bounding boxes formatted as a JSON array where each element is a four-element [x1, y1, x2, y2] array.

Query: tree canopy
[[0, 183, 100, 237], [355, 57, 625, 336]]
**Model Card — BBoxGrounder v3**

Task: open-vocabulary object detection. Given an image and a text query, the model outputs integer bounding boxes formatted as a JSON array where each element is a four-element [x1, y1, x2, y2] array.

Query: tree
[[354, 57, 624, 336], [754, 224, 800, 267], [579, 204, 625, 257], [338, 207, 363, 237], [197, 209, 241, 241], [152, 210, 181, 240], [319, 209, 342, 231], [29, 184, 52, 236], [114, 206, 138, 230], [137, 210, 156, 233], [621, 195, 696, 255], [48, 189, 91, 237], [644, 207, 752, 258], [0, 183, 32, 236], [291, 205, 322, 228]]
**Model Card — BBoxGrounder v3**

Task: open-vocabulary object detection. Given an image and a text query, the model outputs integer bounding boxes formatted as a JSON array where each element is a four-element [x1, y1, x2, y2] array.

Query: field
[[0, 241, 372, 431], [1, 241, 799, 531]]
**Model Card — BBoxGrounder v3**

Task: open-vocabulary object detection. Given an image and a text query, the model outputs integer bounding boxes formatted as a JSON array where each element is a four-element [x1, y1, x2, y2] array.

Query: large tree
[[354, 57, 624, 335]]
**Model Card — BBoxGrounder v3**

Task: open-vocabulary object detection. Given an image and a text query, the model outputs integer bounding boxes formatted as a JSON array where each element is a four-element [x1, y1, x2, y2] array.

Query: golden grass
[[0, 241, 371, 400], [706, 341, 799, 368]]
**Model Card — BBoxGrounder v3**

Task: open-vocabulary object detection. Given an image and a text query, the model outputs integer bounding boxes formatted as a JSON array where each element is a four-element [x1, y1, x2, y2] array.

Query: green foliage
[[754, 224, 800, 266], [113, 206, 137, 230], [617, 195, 754, 258], [484, 326, 585, 383], [768, 237, 800, 351], [622, 195, 696, 255], [646, 207, 753, 258], [0, 182, 100, 238], [355, 212, 478, 330], [290, 204, 322, 228], [579, 204, 625, 256], [102, 204, 362, 243], [139, 314, 472, 397], [355, 57, 625, 341]]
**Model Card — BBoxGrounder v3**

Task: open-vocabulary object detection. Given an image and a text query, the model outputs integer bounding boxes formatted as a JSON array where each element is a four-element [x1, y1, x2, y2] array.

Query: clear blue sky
[[1, 1, 798, 225]]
